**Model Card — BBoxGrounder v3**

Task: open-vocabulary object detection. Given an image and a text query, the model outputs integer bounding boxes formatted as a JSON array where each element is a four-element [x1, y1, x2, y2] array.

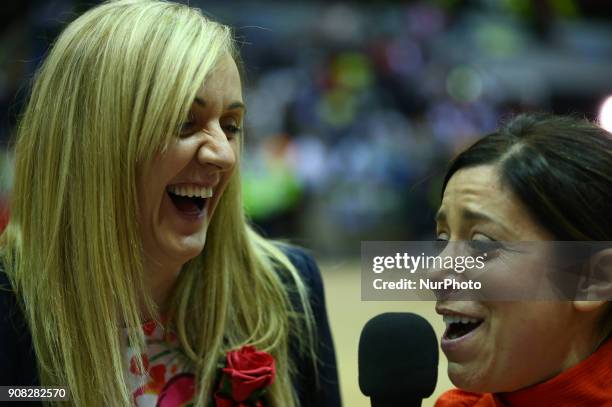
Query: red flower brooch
[[214, 346, 276, 407]]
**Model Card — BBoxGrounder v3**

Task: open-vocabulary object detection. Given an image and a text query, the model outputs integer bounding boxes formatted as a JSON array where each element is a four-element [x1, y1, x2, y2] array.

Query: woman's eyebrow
[[435, 208, 512, 232], [462, 209, 513, 234], [461, 208, 497, 224], [192, 97, 246, 113], [227, 101, 246, 113]]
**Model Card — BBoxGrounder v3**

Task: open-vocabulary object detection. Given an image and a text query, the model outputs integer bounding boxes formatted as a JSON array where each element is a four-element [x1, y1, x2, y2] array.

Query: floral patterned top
[[124, 317, 196, 407]]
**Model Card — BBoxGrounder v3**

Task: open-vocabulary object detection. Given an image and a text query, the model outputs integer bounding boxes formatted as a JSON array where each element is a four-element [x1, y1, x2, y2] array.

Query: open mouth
[[166, 185, 212, 216], [443, 315, 483, 340]]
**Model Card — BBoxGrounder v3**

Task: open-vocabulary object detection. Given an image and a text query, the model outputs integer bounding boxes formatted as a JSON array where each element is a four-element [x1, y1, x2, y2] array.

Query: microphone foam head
[[358, 312, 439, 401]]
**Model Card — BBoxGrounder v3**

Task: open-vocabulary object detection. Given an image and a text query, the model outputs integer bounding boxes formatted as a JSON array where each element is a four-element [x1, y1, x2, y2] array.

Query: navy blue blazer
[[0, 247, 341, 406]]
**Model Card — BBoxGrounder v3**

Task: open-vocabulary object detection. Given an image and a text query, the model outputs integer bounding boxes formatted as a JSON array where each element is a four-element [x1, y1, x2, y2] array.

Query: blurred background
[[1, 0, 612, 405]]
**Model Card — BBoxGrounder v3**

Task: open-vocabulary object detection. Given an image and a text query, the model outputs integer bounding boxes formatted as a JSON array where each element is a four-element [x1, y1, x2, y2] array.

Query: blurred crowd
[[1, 0, 612, 255]]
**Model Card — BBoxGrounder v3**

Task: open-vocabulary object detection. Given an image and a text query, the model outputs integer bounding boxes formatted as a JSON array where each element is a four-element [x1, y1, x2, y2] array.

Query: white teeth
[[442, 315, 482, 328], [168, 185, 213, 198]]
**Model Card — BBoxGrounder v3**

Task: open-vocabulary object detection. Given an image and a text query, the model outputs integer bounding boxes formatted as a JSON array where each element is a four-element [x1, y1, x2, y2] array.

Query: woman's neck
[[142, 258, 182, 319]]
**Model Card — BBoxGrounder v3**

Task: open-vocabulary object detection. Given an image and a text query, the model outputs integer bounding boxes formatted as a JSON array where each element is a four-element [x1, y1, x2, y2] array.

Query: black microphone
[[358, 312, 439, 407]]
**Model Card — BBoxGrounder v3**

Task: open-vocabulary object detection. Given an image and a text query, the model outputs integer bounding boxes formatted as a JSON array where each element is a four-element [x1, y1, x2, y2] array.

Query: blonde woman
[[0, 1, 340, 406]]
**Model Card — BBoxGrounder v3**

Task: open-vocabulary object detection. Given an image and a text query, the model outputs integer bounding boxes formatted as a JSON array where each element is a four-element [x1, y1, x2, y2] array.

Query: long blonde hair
[[1, 0, 315, 405]]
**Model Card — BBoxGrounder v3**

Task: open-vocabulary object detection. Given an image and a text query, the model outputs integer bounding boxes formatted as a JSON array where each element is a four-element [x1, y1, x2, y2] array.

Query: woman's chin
[[448, 365, 517, 394], [166, 234, 208, 265], [448, 364, 491, 393]]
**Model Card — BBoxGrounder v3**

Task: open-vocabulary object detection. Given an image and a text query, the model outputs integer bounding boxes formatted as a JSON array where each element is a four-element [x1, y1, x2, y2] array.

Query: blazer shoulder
[[0, 264, 20, 324], [0, 265, 39, 386], [278, 244, 342, 406], [279, 244, 323, 291]]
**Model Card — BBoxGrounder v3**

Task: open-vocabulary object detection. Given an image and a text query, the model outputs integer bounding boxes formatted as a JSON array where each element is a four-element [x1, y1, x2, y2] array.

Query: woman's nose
[[429, 241, 462, 301], [196, 126, 236, 171]]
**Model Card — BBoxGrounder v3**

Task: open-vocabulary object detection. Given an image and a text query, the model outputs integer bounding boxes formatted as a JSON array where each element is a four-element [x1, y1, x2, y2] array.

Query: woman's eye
[[435, 233, 449, 255], [436, 231, 449, 241], [467, 239, 502, 256], [223, 124, 242, 139], [179, 118, 196, 137]]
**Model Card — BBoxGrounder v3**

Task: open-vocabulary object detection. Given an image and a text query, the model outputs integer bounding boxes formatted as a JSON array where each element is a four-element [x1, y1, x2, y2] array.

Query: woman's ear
[[573, 248, 612, 312]]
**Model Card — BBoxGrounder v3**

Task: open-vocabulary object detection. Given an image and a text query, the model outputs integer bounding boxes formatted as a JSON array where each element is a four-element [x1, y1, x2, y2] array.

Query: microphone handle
[[371, 396, 422, 407]]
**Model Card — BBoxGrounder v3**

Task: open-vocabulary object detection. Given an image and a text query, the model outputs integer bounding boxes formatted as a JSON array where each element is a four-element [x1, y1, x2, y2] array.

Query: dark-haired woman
[[434, 114, 612, 406]]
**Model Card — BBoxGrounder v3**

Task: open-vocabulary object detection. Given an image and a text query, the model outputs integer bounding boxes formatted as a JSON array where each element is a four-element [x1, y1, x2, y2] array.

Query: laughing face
[[434, 165, 602, 393], [137, 54, 244, 284]]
